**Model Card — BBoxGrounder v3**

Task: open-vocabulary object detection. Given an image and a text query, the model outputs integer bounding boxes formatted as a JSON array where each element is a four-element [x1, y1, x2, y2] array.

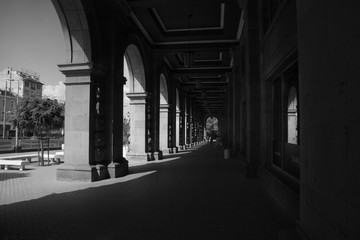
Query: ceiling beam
[[155, 41, 239, 50], [173, 67, 232, 75]]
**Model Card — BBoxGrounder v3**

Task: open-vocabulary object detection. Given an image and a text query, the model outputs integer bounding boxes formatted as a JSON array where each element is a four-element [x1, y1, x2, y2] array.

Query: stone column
[[107, 76, 128, 178], [187, 101, 193, 147], [56, 62, 97, 182], [179, 109, 186, 150], [126, 92, 149, 161], [244, 0, 261, 177], [159, 104, 170, 153], [180, 93, 187, 150], [175, 110, 180, 149], [168, 104, 176, 154], [232, 46, 242, 157]]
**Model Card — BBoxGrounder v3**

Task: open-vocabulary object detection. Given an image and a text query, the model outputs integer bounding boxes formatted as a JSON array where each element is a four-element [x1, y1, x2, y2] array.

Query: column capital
[[59, 62, 109, 85], [160, 104, 170, 112], [126, 92, 147, 104]]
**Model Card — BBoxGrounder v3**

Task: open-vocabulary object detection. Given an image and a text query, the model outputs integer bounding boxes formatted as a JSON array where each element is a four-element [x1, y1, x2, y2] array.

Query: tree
[[16, 98, 64, 136], [123, 112, 130, 146], [206, 117, 218, 140]]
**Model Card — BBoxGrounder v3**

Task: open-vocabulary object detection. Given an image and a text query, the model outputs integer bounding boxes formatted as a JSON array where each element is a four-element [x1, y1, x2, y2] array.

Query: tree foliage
[[16, 98, 64, 136], [123, 112, 130, 145], [205, 116, 219, 140]]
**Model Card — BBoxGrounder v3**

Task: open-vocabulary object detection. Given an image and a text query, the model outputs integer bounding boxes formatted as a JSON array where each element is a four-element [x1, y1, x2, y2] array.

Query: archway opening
[[205, 116, 219, 143], [159, 73, 169, 151], [0, 1, 65, 150], [123, 44, 147, 159]]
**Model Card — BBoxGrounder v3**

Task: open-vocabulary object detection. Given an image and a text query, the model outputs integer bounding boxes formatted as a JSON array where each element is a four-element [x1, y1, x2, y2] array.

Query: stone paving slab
[[0, 144, 295, 240]]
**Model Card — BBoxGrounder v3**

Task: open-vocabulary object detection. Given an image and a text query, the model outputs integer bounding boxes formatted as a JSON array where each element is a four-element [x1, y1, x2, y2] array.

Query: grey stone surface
[[0, 144, 295, 239]]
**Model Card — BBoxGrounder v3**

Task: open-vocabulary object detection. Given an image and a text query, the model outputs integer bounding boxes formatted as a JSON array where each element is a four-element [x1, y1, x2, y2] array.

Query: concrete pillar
[[159, 104, 170, 153], [232, 46, 242, 157], [175, 110, 180, 147], [56, 62, 97, 181], [179, 109, 186, 150], [126, 92, 149, 161], [107, 75, 128, 178], [244, 0, 261, 178], [173, 109, 180, 153], [188, 103, 193, 147], [297, 1, 360, 239]]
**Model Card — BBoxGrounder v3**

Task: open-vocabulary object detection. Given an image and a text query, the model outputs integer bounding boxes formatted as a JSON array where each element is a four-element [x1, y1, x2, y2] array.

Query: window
[[25, 82, 29, 87], [271, 64, 300, 179], [287, 87, 298, 144], [37, 84, 41, 89]]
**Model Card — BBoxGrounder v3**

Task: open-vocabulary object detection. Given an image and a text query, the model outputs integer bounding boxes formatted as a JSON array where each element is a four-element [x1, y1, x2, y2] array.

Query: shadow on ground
[[0, 143, 295, 240], [0, 171, 30, 181]]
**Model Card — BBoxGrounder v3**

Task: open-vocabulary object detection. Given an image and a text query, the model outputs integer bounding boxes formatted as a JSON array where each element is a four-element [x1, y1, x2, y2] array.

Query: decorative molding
[[129, 5, 244, 46], [194, 53, 223, 63], [150, 3, 225, 33]]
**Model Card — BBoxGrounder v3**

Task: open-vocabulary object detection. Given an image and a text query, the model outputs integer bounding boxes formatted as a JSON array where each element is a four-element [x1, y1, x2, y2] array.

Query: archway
[[205, 116, 219, 143], [175, 88, 180, 149], [159, 73, 169, 152], [123, 44, 148, 161]]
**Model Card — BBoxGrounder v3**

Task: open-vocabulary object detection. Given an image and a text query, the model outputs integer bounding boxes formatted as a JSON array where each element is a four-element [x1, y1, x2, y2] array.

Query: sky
[[0, 0, 65, 100]]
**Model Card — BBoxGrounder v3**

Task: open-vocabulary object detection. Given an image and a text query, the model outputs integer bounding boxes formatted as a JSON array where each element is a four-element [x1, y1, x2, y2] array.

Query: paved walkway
[[0, 143, 295, 240]]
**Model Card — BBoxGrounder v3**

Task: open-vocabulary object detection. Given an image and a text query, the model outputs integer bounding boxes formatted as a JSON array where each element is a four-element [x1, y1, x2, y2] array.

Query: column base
[[108, 159, 129, 178], [57, 164, 99, 182], [173, 147, 179, 153], [161, 148, 171, 155], [126, 152, 150, 162], [96, 164, 110, 180], [152, 151, 163, 160]]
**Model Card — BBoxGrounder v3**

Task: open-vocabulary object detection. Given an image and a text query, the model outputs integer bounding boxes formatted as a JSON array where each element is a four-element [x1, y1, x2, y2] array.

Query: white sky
[[0, 0, 65, 100]]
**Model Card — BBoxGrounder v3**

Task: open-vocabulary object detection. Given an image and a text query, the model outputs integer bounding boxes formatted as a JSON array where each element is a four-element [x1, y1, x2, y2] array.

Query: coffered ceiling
[[126, 0, 244, 116]]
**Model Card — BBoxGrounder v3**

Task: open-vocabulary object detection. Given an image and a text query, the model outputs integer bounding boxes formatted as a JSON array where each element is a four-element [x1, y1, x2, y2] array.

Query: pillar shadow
[[0, 142, 296, 240], [0, 172, 30, 181]]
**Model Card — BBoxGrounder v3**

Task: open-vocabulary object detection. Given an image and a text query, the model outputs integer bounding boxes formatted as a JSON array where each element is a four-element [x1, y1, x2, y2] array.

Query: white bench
[[0, 154, 38, 162], [0, 153, 55, 167], [0, 160, 27, 171]]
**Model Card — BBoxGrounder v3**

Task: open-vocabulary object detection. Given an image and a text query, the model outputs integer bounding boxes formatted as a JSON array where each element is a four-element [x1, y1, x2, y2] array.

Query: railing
[[0, 138, 64, 152]]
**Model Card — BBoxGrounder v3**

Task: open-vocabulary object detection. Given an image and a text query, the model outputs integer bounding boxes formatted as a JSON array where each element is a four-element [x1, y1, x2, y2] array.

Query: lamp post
[[2, 81, 7, 139]]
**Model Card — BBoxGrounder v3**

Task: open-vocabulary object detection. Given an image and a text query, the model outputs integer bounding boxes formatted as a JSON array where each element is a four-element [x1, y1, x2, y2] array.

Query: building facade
[[0, 68, 43, 99], [0, 90, 17, 137]]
